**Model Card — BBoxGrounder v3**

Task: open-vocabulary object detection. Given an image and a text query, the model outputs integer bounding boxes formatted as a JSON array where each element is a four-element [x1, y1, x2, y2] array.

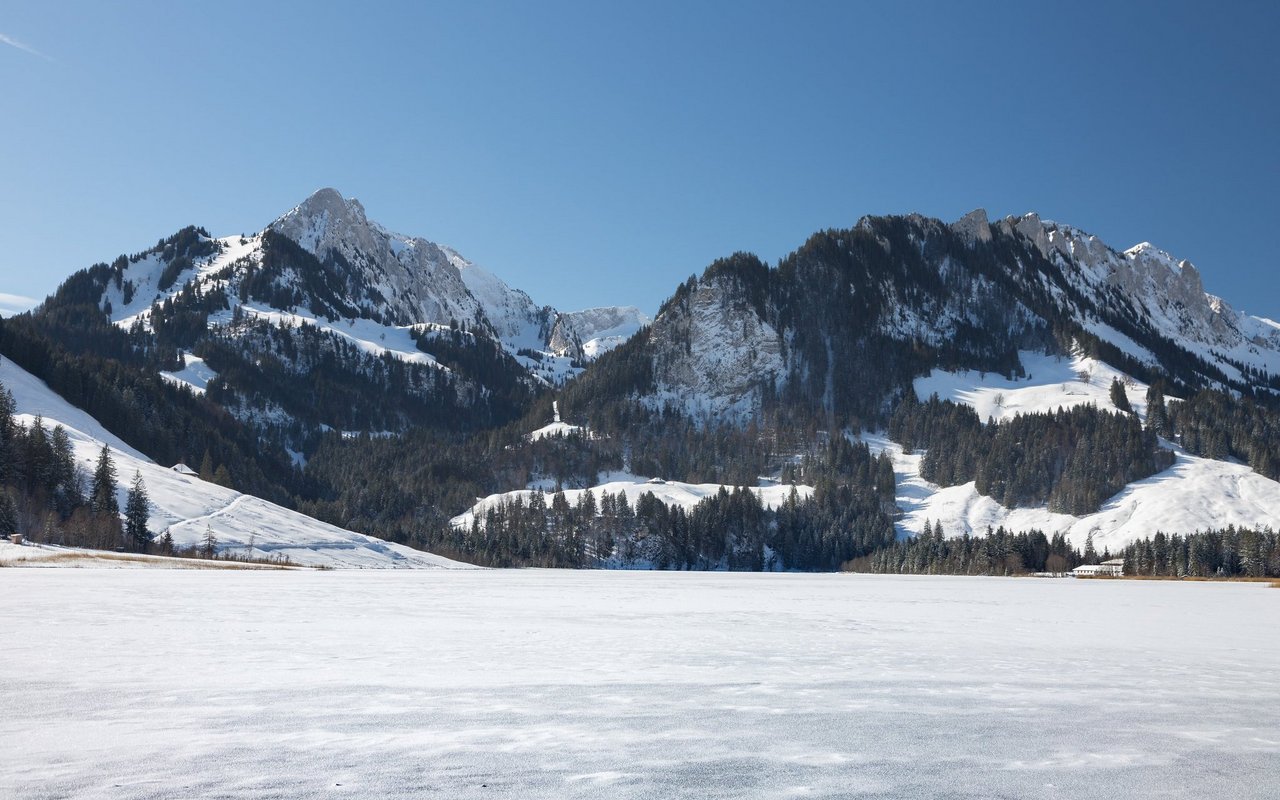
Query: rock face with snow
[[268, 188, 644, 365], [270, 188, 488, 329], [573, 210, 1280, 424], [645, 271, 784, 420], [1000, 213, 1280, 379], [549, 306, 650, 360]]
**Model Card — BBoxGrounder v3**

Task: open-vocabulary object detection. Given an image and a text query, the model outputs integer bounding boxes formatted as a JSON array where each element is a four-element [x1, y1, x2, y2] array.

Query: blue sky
[[2, 1, 1277, 318]]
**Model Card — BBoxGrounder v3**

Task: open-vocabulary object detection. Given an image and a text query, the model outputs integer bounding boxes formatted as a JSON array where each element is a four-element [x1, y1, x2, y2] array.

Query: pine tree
[[124, 470, 152, 551], [1110, 378, 1133, 414], [212, 464, 232, 487], [0, 385, 14, 486], [1145, 385, 1168, 437], [0, 491, 17, 536], [201, 525, 218, 559], [90, 444, 119, 516]]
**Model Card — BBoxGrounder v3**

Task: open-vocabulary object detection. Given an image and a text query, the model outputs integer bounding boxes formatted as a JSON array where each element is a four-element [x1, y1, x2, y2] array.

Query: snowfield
[[1, 570, 1276, 799]]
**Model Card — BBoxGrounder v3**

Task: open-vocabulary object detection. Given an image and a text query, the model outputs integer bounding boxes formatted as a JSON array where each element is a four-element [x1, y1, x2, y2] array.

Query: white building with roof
[[1072, 558, 1125, 577]]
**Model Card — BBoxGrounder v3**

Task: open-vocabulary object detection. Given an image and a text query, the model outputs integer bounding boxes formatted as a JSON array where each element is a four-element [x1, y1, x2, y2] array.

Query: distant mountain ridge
[[560, 207, 1280, 427]]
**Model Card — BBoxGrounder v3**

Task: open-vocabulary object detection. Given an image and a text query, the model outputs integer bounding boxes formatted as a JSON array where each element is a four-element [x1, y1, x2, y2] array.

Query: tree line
[[889, 393, 1172, 514], [0, 380, 154, 552]]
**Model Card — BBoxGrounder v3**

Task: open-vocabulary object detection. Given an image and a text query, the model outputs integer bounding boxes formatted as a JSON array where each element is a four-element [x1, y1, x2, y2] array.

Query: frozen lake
[[2, 570, 1277, 799]]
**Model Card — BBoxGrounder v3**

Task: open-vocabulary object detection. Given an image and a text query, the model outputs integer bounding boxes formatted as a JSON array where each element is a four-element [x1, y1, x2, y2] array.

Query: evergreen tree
[[90, 444, 119, 516], [0, 491, 17, 535], [201, 525, 218, 558], [124, 470, 152, 551], [1109, 378, 1133, 413], [1145, 385, 1169, 437], [198, 450, 215, 482]]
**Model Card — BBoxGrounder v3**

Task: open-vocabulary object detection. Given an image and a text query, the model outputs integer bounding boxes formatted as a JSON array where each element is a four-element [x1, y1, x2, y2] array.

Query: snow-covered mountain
[[104, 187, 645, 376], [271, 188, 651, 361], [569, 209, 1280, 424], [1000, 212, 1280, 386], [53, 188, 648, 447]]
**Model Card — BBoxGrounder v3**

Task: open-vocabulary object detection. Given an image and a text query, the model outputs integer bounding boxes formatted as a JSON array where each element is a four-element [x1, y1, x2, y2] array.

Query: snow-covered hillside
[[452, 474, 814, 532], [0, 359, 473, 569], [882, 350, 1280, 551]]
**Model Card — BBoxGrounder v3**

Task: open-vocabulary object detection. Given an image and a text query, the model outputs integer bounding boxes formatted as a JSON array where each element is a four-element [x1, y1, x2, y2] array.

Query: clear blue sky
[[2, 1, 1277, 318]]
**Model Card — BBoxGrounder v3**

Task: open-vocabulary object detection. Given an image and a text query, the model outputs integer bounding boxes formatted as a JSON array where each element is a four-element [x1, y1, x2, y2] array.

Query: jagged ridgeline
[[564, 211, 1280, 435]]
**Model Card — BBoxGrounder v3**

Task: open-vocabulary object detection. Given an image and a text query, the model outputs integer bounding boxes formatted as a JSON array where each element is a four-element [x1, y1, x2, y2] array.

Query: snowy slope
[[879, 350, 1280, 551], [0, 359, 473, 569]]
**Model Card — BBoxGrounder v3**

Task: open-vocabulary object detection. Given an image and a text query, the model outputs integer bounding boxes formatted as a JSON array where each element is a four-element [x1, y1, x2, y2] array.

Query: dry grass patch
[[1, 547, 299, 570]]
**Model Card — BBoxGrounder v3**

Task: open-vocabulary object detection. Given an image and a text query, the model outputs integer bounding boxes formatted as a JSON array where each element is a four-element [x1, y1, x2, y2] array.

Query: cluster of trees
[[433, 478, 895, 571], [889, 394, 1172, 514], [150, 280, 231, 349], [239, 231, 370, 321], [1162, 389, 1280, 480], [0, 380, 153, 551], [847, 523, 1280, 579], [199, 319, 510, 444], [1119, 527, 1280, 578], [155, 226, 219, 291], [405, 436, 897, 570], [845, 524, 1085, 576]]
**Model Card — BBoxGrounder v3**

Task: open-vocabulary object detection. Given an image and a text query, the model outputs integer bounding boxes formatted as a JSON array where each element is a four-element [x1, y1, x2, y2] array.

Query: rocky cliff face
[[270, 188, 487, 329]]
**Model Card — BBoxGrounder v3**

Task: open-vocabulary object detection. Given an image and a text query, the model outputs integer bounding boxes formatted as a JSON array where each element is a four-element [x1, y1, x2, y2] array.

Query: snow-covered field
[[2, 571, 1275, 799]]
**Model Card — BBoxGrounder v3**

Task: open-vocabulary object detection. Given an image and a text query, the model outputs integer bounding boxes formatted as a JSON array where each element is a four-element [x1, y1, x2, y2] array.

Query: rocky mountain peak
[[950, 208, 991, 244]]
